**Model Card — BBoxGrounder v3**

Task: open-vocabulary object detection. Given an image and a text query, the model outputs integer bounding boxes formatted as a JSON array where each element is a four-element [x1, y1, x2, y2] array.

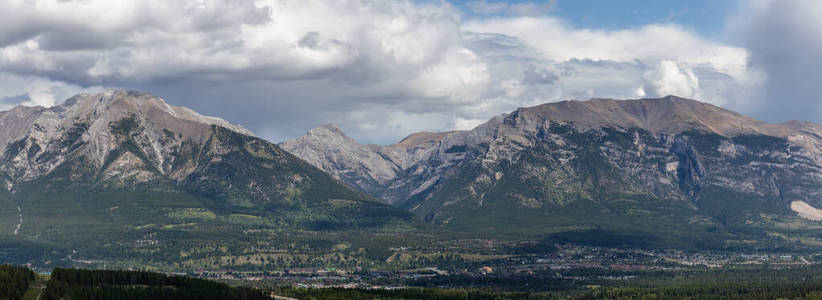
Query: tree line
[[42, 268, 267, 300], [0, 265, 35, 300]]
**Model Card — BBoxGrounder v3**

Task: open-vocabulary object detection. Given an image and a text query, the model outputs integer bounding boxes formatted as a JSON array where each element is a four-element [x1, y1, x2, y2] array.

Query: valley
[[2, 91, 822, 297], [12, 263, 822, 299]]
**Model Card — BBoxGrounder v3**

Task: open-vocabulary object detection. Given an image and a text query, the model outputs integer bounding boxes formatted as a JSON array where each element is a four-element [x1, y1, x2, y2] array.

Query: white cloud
[[0, 0, 771, 144], [411, 48, 490, 102], [454, 117, 486, 130], [635, 86, 646, 97], [462, 17, 750, 71], [645, 60, 701, 99], [0, 1, 468, 84], [0, 72, 102, 110], [461, 16, 764, 113], [500, 79, 526, 98]]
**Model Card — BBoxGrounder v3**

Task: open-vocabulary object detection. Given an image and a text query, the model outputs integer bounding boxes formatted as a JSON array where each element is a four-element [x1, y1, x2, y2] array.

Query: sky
[[0, 0, 820, 145]]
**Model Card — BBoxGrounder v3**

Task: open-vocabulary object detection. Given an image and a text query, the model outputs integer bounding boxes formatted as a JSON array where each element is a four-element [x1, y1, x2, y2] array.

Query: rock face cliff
[[284, 96, 822, 240]]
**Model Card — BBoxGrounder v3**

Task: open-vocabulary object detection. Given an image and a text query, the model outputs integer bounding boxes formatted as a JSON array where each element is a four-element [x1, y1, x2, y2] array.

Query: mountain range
[[283, 96, 822, 247], [3, 91, 822, 269]]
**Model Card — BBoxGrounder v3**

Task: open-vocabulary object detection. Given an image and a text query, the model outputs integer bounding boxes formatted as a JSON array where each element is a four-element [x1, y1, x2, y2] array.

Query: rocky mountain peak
[[280, 124, 454, 197], [281, 124, 404, 195], [0, 90, 257, 185], [59, 90, 254, 136], [307, 124, 346, 136]]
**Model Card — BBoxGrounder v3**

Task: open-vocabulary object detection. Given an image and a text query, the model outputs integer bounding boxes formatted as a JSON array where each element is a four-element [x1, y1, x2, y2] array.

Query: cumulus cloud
[[462, 17, 747, 66], [0, 0, 467, 87], [0, 72, 101, 110], [461, 18, 760, 108], [0, 0, 770, 144], [463, 16, 763, 112], [644, 60, 701, 100]]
